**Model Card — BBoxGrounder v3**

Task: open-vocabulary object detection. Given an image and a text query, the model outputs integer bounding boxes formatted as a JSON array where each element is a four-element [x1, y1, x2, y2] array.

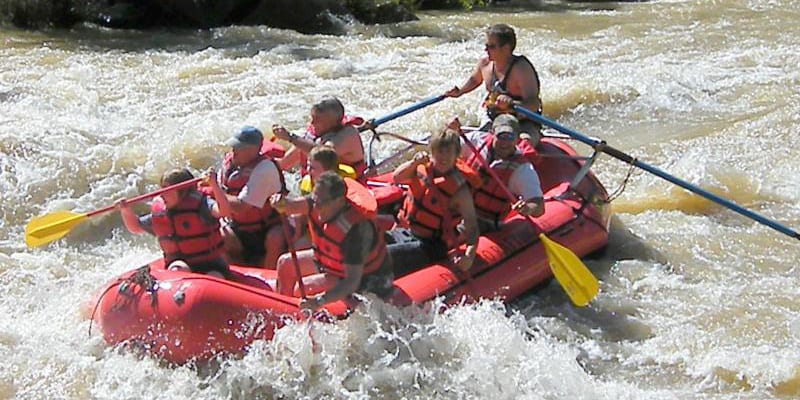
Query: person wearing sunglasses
[[270, 172, 394, 311], [456, 114, 544, 233], [444, 24, 543, 148]]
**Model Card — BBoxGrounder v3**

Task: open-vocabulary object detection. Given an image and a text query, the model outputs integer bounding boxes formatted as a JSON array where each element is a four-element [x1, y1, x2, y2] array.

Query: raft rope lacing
[[88, 265, 157, 337], [606, 159, 638, 203]]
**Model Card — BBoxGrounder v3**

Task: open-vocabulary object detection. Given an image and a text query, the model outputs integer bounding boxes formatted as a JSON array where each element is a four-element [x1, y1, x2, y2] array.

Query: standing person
[[270, 172, 394, 311], [444, 24, 543, 147], [272, 96, 368, 180], [217, 126, 287, 268], [390, 127, 481, 275], [117, 168, 232, 278], [456, 114, 544, 233]]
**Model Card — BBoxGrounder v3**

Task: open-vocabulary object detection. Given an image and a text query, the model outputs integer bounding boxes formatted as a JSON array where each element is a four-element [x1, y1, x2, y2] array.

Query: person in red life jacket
[[455, 114, 544, 232], [116, 168, 232, 278], [272, 96, 368, 180], [217, 126, 287, 268], [444, 24, 543, 148], [269, 172, 394, 311], [290, 145, 356, 250], [389, 128, 481, 275]]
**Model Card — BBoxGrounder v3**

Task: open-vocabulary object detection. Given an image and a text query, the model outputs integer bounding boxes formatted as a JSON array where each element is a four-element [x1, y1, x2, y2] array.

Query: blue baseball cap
[[225, 126, 263, 148]]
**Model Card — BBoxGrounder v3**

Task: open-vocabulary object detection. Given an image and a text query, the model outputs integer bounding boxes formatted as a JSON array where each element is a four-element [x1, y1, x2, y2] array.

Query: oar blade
[[539, 233, 599, 307], [25, 210, 88, 248]]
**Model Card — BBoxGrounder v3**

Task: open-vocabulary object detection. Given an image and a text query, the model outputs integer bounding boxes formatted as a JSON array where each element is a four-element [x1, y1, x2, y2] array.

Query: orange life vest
[[150, 191, 225, 266], [307, 182, 386, 278], [219, 152, 286, 233], [396, 161, 480, 244], [470, 146, 530, 223], [301, 116, 367, 180]]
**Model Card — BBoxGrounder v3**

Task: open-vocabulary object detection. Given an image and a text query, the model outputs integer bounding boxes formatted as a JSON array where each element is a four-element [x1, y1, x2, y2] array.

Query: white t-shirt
[[238, 159, 282, 208], [462, 130, 543, 200]]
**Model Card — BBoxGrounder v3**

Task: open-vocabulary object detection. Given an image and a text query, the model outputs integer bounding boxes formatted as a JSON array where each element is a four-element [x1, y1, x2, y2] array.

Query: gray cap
[[225, 126, 263, 148], [493, 114, 520, 136]]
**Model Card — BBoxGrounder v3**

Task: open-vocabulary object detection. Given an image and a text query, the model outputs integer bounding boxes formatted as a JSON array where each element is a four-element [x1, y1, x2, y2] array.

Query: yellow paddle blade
[[539, 233, 599, 307], [25, 210, 89, 248]]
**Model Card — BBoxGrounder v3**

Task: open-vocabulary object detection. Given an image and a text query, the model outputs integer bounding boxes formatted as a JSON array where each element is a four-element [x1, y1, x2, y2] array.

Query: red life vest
[[396, 162, 479, 244], [301, 116, 367, 180], [470, 146, 530, 223], [219, 152, 286, 233], [307, 191, 386, 278], [150, 191, 225, 266]]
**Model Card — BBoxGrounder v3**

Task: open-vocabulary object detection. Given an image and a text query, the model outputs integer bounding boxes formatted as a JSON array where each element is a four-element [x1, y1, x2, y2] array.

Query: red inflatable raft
[[90, 137, 611, 364]]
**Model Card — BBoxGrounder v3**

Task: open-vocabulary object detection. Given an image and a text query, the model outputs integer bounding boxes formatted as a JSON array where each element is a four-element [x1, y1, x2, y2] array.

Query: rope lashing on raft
[[88, 265, 158, 337]]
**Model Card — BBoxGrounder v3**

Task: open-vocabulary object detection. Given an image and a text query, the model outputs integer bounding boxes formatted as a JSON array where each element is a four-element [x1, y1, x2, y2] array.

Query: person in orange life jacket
[[290, 145, 354, 250], [217, 126, 287, 269], [444, 24, 543, 147], [390, 128, 480, 275], [272, 96, 368, 180], [116, 168, 232, 279], [269, 172, 394, 311], [453, 114, 544, 233]]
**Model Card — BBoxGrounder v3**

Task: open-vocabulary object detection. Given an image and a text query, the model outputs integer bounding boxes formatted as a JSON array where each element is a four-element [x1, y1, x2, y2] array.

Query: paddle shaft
[[280, 216, 307, 299], [87, 177, 204, 218], [458, 131, 531, 220], [368, 95, 446, 127], [514, 105, 800, 241]]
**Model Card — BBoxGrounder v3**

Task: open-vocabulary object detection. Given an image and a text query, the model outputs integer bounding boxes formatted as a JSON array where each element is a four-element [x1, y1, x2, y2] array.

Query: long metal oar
[[366, 95, 446, 128], [458, 130, 599, 306], [25, 177, 203, 248], [513, 105, 800, 241]]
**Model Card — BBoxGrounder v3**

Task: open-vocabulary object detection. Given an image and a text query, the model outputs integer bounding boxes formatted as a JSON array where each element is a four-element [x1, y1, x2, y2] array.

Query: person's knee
[[167, 260, 190, 272]]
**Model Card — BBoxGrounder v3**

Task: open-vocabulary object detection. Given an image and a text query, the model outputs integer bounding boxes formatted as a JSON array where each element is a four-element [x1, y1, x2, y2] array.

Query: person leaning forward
[[444, 23, 544, 147], [456, 114, 544, 233], [117, 168, 232, 279], [215, 126, 287, 269], [272, 96, 368, 180], [270, 172, 394, 311], [389, 127, 481, 276]]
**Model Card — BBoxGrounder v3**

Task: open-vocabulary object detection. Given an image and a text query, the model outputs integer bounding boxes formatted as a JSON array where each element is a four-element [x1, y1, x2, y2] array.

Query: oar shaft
[[458, 131, 519, 206], [280, 217, 307, 299], [513, 105, 800, 240], [369, 95, 446, 127], [86, 177, 204, 218]]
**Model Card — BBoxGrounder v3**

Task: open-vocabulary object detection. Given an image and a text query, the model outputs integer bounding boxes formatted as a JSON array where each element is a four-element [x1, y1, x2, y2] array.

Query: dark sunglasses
[[495, 131, 518, 141]]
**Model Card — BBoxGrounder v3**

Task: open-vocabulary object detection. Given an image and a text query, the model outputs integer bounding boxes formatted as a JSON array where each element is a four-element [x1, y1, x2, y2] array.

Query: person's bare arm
[[444, 59, 487, 97], [392, 151, 428, 184], [452, 185, 479, 270], [207, 169, 233, 219], [116, 199, 147, 234], [278, 145, 302, 170], [270, 194, 311, 216]]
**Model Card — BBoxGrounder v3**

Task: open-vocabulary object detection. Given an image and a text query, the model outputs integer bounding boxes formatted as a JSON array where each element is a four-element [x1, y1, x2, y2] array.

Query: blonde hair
[[430, 128, 462, 154]]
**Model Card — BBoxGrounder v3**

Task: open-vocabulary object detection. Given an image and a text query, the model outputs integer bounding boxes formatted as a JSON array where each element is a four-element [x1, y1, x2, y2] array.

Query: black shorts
[[231, 225, 267, 264], [188, 257, 231, 278], [314, 254, 395, 299], [358, 253, 395, 298]]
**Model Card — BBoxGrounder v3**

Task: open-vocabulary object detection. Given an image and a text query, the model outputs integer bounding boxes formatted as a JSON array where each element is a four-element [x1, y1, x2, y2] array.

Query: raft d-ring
[[173, 291, 185, 305]]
